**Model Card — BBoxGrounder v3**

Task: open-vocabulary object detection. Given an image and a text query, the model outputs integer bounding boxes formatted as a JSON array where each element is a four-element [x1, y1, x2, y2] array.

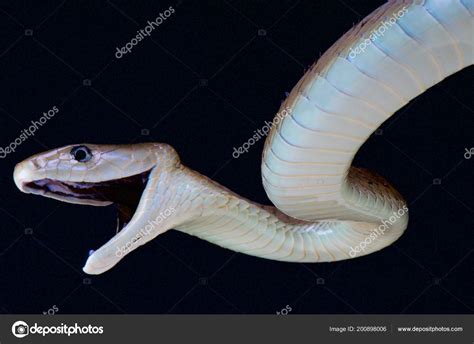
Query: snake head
[[14, 142, 181, 274], [14, 143, 157, 205]]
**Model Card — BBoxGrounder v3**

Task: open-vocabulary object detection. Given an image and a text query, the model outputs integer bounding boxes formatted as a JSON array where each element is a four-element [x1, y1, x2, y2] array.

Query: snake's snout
[[13, 160, 38, 193]]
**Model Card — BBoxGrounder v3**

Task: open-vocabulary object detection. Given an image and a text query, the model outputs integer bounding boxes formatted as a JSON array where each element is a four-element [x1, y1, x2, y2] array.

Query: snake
[[13, 0, 473, 274]]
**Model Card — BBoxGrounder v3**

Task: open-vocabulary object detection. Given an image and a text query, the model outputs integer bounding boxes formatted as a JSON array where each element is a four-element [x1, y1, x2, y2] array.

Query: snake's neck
[[153, 163, 407, 262]]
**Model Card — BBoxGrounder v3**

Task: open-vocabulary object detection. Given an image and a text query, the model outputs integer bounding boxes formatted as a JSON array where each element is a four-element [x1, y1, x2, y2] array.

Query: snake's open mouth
[[23, 170, 152, 232]]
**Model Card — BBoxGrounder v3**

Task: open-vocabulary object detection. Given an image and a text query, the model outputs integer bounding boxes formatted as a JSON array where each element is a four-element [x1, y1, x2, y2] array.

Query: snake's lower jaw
[[83, 250, 118, 275], [82, 167, 173, 275], [82, 209, 171, 275], [82, 219, 146, 275]]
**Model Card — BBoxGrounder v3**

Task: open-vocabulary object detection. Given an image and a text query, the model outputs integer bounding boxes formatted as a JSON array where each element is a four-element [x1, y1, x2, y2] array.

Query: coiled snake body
[[14, 1, 474, 274]]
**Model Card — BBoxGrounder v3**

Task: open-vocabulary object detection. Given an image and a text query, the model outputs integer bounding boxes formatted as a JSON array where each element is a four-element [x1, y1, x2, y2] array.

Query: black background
[[0, 0, 472, 314]]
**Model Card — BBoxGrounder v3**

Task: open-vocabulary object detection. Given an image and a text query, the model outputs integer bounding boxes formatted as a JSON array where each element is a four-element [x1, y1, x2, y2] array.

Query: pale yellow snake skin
[[13, 1, 474, 274]]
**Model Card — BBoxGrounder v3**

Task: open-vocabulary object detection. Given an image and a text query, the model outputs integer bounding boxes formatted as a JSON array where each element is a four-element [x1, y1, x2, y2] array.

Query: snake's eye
[[71, 146, 92, 162]]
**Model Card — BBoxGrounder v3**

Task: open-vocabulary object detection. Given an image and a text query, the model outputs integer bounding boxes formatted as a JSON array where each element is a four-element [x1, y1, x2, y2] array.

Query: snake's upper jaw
[[14, 160, 113, 206]]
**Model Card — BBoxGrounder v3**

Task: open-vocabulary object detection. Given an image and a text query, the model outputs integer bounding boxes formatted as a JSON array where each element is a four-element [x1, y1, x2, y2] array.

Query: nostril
[[31, 159, 41, 169]]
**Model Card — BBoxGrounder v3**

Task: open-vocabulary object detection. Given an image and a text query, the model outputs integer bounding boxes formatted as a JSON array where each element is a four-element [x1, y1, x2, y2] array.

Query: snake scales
[[14, 0, 473, 274]]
